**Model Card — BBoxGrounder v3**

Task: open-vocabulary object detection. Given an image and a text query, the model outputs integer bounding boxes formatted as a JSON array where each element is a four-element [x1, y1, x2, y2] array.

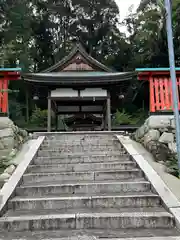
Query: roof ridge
[[42, 43, 114, 73]]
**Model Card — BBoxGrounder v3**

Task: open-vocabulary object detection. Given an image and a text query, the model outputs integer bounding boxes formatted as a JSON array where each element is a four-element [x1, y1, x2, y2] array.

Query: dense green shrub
[[30, 107, 55, 127], [166, 154, 179, 178], [112, 109, 148, 125]]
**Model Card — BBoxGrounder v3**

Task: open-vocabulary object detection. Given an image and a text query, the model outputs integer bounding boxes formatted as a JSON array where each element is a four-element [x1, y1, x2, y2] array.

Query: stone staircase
[[0, 133, 180, 239]]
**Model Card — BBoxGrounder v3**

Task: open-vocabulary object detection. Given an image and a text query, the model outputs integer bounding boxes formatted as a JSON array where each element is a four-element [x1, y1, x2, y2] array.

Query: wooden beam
[[107, 93, 111, 131], [49, 97, 107, 101], [47, 96, 51, 132], [26, 88, 29, 122]]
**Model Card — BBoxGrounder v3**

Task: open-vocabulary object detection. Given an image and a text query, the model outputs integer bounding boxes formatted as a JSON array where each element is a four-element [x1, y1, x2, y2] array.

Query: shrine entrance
[[47, 88, 111, 132]]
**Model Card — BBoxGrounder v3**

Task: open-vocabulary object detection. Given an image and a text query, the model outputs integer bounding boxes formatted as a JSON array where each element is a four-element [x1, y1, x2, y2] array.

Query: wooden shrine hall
[[23, 43, 137, 131], [1, 48, 180, 132]]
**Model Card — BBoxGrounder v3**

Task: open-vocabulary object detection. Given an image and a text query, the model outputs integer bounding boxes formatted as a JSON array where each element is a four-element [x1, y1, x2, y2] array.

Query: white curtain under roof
[[51, 88, 107, 98], [51, 88, 78, 97]]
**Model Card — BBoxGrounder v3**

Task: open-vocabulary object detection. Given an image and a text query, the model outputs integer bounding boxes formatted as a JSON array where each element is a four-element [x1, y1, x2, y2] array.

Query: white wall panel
[[51, 88, 78, 97], [80, 88, 107, 97]]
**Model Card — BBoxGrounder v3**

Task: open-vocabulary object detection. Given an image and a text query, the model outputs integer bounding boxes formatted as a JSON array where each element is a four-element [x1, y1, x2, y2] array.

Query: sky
[[114, 0, 141, 33], [115, 0, 141, 20]]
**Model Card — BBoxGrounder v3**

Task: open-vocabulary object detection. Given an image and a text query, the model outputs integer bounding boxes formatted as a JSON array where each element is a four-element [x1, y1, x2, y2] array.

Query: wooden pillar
[[26, 88, 29, 122], [47, 96, 51, 132], [103, 112, 106, 131], [106, 94, 111, 131], [55, 112, 58, 131]]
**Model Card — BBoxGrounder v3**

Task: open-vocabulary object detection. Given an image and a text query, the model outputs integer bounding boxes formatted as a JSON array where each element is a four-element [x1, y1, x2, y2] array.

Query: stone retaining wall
[[133, 115, 177, 167], [0, 117, 28, 186]]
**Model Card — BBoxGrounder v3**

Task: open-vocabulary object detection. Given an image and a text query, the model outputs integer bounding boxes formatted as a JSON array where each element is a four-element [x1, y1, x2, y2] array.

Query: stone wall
[[0, 117, 28, 186], [133, 115, 177, 165]]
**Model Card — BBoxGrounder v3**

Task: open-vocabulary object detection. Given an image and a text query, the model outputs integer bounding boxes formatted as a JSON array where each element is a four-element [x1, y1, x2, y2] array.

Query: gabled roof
[[42, 43, 114, 73]]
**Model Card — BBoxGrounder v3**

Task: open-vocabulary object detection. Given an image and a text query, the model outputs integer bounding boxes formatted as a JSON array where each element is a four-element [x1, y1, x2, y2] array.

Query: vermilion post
[[150, 77, 155, 112], [0, 68, 21, 115], [160, 78, 165, 110]]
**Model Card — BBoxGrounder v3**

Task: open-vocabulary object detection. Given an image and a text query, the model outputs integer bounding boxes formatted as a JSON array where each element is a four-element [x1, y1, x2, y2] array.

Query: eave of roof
[[42, 43, 114, 73], [23, 71, 136, 85], [136, 67, 180, 72], [136, 68, 180, 80], [0, 68, 21, 72]]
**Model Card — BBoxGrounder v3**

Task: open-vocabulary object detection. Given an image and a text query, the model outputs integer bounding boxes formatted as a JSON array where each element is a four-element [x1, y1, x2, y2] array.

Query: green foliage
[[30, 107, 53, 127], [113, 110, 133, 125], [2, 0, 180, 117], [166, 154, 179, 178], [112, 109, 147, 126], [9, 99, 26, 124]]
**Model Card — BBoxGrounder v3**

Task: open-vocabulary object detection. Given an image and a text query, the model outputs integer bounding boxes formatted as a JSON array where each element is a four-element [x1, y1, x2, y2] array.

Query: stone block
[[0, 150, 11, 159], [147, 115, 174, 129], [0, 128, 13, 138], [0, 117, 13, 130], [0, 172, 10, 182], [2, 136, 14, 149], [0, 141, 4, 150], [168, 142, 177, 153], [144, 130, 160, 146], [9, 149, 18, 158], [4, 165, 16, 175], [159, 132, 174, 144], [159, 128, 169, 133], [135, 124, 149, 140]]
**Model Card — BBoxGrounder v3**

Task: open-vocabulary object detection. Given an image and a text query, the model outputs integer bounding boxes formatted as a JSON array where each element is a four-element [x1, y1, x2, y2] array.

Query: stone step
[[27, 162, 137, 173], [16, 180, 150, 197], [43, 137, 119, 144], [0, 228, 180, 239], [41, 141, 122, 148], [0, 210, 174, 231], [37, 150, 123, 157], [6, 207, 167, 216], [34, 155, 131, 164], [1, 237, 180, 240], [39, 146, 121, 152], [9, 193, 161, 211], [23, 169, 143, 183], [45, 135, 116, 141]]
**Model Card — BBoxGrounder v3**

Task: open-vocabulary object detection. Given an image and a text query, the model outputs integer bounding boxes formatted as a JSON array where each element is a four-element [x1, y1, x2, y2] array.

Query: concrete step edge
[[0, 235, 180, 240], [23, 169, 141, 176], [36, 155, 129, 158], [0, 211, 173, 221], [29, 162, 135, 167], [38, 150, 123, 153], [9, 193, 160, 202], [18, 180, 150, 188], [100, 238, 180, 240], [0, 236, 180, 240]]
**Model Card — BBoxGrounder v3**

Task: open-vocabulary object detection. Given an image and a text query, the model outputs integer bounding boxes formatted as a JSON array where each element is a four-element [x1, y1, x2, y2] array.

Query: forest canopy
[[0, 0, 179, 125]]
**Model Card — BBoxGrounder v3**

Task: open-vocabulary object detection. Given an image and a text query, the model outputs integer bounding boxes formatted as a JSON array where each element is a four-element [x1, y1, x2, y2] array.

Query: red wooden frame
[[0, 71, 20, 113], [138, 71, 180, 113]]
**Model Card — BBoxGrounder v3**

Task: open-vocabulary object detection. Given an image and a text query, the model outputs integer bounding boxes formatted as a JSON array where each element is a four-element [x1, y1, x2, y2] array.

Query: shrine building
[[1, 44, 180, 132], [23, 43, 138, 131]]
